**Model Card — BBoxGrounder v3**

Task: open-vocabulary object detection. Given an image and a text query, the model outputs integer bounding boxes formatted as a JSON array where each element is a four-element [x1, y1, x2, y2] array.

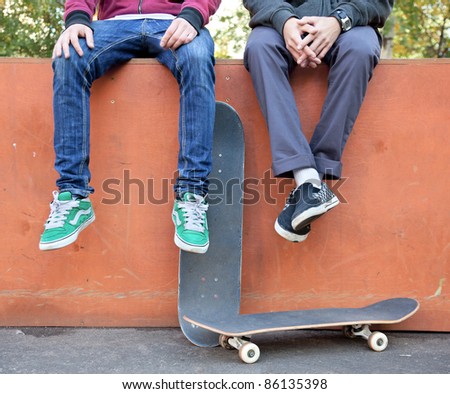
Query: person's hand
[[160, 18, 198, 50], [283, 17, 321, 68], [296, 16, 341, 64], [52, 24, 94, 59]]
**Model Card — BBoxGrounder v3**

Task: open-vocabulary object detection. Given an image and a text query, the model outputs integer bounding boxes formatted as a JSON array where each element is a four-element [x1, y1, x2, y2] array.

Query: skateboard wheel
[[239, 342, 260, 364], [368, 331, 388, 352], [219, 335, 234, 350]]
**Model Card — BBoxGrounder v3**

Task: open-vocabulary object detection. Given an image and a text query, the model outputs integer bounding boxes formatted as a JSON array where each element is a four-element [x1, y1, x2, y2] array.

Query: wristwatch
[[332, 10, 352, 32]]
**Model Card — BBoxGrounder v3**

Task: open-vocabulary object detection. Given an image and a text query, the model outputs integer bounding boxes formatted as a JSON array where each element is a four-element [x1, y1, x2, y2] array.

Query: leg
[[244, 27, 339, 241], [310, 27, 381, 179], [53, 20, 144, 197], [244, 26, 317, 178], [290, 28, 380, 231], [156, 28, 216, 197], [41, 20, 145, 251], [153, 26, 215, 253]]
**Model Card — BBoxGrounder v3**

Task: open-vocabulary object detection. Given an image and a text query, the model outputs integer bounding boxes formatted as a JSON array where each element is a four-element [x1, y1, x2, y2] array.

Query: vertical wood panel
[[0, 59, 448, 331]]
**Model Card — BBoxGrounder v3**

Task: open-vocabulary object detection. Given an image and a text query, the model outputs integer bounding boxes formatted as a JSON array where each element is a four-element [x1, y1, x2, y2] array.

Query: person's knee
[[175, 38, 215, 87], [52, 55, 64, 74], [244, 27, 284, 69], [182, 31, 214, 64], [350, 39, 379, 62], [338, 28, 380, 66], [52, 50, 89, 78], [52, 55, 75, 81]]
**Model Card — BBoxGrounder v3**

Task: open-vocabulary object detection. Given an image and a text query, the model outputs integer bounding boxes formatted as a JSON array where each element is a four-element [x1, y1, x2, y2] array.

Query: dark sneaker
[[172, 193, 209, 254], [291, 182, 339, 231], [39, 191, 95, 251], [275, 187, 311, 242]]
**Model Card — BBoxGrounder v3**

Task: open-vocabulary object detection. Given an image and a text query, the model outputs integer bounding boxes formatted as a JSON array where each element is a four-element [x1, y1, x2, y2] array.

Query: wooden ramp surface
[[0, 58, 449, 331]]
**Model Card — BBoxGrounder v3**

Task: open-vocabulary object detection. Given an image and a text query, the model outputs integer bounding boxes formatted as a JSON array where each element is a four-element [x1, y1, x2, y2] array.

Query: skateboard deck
[[178, 102, 244, 347], [184, 298, 419, 363], [177, 104, 419, 363]]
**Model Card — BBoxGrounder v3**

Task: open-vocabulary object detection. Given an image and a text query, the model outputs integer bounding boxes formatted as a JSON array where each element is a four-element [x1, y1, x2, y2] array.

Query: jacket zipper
[[138, 0, 143, 13]]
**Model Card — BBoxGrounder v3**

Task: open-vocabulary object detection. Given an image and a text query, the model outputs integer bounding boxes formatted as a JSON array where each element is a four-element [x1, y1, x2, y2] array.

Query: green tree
[[0, 0, 64, 57], [209, 4, 250, 58], [211, 1, 449, 59], [0, 0, 448, 59], [392, 0, 449, 58]]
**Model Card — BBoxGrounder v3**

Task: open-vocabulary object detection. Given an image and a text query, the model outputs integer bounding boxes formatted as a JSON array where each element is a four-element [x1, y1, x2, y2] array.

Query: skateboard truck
[[342, 324, 389, 352], [218, 324, 388, 364], [219, 335, 261, 364]]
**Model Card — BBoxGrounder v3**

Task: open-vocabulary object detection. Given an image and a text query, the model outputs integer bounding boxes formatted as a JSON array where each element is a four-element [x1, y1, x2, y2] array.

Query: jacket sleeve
[[243, 0, 298, 36], [179, 0, 222, 32], [64, 0, 98, 29], [333, 0, 394, 28]]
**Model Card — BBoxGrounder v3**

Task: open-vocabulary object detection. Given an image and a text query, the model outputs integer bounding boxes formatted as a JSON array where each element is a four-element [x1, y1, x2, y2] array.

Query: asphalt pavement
[[0, 327, 448, 374]]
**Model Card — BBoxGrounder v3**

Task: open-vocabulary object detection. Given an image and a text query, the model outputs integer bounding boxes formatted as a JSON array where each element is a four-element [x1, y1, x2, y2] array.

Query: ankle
[[293, 168, 321, 188]]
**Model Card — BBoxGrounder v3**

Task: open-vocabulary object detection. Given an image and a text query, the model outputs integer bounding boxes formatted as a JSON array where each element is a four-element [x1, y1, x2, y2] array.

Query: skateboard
[[177, 104, 419, 364], [178, 101, 244, 347], [183, 298, 419, 363]]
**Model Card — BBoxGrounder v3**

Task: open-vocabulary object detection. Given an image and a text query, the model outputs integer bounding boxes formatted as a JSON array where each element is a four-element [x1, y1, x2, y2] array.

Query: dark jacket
[[243, 0, 394, 35]]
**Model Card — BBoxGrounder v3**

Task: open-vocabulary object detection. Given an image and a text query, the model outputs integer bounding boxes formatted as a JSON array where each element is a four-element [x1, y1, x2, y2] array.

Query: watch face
[[338, 12, 351, 31], [342, 17, 351, 31]]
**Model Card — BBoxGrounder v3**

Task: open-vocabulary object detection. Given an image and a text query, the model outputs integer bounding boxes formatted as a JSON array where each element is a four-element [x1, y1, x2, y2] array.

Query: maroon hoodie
[[64, 0, 222, 33]]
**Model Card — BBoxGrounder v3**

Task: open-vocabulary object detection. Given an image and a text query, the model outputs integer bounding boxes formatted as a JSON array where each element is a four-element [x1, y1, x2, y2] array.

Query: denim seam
[[171, 49, 188, 176], [81, 82, 88, 189]]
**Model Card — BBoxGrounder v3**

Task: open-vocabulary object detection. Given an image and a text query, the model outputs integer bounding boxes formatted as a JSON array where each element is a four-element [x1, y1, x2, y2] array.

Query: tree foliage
[[209, 5, 250, 58], [210, 1, 449, 59], [0, 0, 64, 57], [392, 0, 449, 58], [0, 0, 448, 59]]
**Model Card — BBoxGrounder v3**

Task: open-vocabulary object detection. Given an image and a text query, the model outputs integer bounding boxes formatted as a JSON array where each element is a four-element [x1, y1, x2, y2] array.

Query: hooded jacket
[[64, 0, 221, 33], [243, 0, 394, 36]]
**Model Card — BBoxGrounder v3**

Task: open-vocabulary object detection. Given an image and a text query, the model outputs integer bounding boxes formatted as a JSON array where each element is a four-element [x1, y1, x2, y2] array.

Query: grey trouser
[[244, 26, 381, 179]]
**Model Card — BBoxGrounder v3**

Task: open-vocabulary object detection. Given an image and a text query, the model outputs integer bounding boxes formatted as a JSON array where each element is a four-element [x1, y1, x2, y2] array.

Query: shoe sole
[[291, 197, 340, 231], [39, 215, 96, 251], [274, 220, 309, 243], [174, 234, 209, 254]]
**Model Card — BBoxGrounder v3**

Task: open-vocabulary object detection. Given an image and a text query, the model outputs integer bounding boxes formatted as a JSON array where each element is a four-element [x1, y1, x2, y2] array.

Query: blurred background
[[0, 0, 448, 59]]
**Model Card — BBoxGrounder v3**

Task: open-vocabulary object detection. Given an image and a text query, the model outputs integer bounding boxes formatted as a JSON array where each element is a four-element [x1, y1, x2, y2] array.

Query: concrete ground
[[0, 327, 448, 374]]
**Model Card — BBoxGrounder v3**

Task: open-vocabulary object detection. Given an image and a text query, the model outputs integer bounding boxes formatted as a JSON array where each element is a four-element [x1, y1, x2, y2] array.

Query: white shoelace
[[179, 196, 208, 233], [44, 191, 80, 229]]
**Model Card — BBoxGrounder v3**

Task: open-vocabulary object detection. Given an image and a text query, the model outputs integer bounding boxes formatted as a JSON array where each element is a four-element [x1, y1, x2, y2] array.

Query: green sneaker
[[172, 193, 209, 254], [39, 191, 95, 251]]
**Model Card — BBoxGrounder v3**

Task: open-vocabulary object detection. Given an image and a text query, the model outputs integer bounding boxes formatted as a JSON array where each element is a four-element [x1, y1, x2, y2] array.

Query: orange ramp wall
[[0, 58, 449, 331]]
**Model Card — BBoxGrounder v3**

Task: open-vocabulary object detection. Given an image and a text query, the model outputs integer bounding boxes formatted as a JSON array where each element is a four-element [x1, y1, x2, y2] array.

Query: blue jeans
[[53, 19, 216, 198]]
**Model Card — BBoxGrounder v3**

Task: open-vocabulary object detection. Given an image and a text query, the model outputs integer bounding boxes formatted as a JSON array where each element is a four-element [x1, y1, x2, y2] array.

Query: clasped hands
[[283, 16, 341, 68]]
